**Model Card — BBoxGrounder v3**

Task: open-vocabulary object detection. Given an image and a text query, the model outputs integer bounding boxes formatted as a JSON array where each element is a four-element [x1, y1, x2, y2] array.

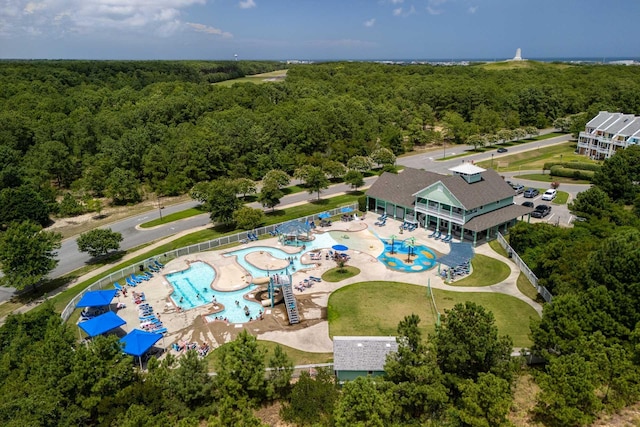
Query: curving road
[[49, 133, 583, 279]]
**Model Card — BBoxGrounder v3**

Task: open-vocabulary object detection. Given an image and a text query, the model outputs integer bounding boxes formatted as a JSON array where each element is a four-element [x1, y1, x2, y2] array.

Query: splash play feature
[[377, 237, 437, 272]]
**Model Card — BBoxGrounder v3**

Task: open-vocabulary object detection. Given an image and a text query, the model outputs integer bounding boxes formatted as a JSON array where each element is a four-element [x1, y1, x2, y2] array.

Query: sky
[[1, 0, 639, 61]]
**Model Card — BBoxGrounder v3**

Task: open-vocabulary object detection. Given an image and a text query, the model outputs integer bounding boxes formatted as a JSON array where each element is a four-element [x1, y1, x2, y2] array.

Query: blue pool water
[[166, 261, 262, 323], [225, 232, 338, 278], [377, 238, 437, 272]]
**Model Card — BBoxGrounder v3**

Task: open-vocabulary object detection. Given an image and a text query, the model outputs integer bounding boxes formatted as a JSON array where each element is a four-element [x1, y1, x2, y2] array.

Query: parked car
[[512, 184, 525, 194], [522, 201, 534, 208], [531, 204, 552, 218], [541, 189, 557, 201], [497, 147, 508, 153], [523, 188, 539, 198]]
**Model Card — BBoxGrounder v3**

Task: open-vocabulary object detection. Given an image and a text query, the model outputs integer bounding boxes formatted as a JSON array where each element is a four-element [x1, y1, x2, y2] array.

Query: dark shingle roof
[[366, 167, 514, 210], [333, 336, 398, 371], [463, 204, 533, 232]]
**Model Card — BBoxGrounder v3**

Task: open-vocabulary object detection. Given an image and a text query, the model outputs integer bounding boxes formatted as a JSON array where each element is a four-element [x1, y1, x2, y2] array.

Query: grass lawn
[[328, 281, 538, 347], [516, 272, 544, 304], [552, 191, 569, 204], [207, 339, 332, 370], [322, 266, 360, 282], [140, 206, 206, 228], [489, 240, 509, 258], [477, 141, 599, 173], [449, 253, 511, 287], [213, 70, 288, 87], [516, 173, 591, 185]]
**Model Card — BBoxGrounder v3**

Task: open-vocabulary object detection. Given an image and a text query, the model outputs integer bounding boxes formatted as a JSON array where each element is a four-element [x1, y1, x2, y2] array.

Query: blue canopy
[[340, 206, 354, 213], [318, 212, 331, 219], [78, 311, 126, 337], [120, 329, 163, 357], [332, 244, 349, 251], [76, 289, 118, 308]]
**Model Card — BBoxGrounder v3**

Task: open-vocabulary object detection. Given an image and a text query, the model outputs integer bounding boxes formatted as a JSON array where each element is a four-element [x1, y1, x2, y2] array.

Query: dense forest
[[2, 60, 640, 224], [2, 61, 640, 425]]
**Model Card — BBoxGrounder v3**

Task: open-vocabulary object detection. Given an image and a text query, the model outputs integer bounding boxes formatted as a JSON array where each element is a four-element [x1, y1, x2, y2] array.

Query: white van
[[541, 189, 557, 201]]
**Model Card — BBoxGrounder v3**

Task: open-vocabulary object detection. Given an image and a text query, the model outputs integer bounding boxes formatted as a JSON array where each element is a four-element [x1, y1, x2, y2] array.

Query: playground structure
[[277, 220, 313, 247]]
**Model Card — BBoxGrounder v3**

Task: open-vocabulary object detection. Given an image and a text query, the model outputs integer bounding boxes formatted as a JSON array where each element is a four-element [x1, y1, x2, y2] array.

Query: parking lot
[[512, 188, 575, 227]]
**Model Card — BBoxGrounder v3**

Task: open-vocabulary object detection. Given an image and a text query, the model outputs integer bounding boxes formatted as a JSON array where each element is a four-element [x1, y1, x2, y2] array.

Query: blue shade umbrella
[[318, 212, 331, 219], [120, 329, 163, 369], [332, 244, 349, 252], [76, 289, 118, 308], [340, 207, 354, 213]]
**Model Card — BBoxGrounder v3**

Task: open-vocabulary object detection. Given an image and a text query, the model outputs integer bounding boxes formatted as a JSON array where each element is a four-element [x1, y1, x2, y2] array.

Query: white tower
[[234, 54, 238, 61], [512, 48, 523, 61]]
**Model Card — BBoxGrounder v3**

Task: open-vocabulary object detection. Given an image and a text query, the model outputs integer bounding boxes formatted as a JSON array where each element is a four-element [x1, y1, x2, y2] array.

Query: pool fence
[[61, 203, 359, 322], [496, 232, 553, 303]]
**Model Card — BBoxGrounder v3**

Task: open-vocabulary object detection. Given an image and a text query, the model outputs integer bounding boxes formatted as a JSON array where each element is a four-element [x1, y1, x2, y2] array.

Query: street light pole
[[157, 194, 163, 222], [443, 140, 446, 159], [491, 153, 494, 169]]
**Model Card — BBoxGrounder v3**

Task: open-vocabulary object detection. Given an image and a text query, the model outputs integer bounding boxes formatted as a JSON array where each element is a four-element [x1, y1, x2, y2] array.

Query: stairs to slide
[[281, 283, 300, 324]]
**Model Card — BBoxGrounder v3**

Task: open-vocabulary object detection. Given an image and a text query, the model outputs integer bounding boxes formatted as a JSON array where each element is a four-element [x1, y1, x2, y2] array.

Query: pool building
[[333, 336, 399, 382], [366, 164, 532, 246]]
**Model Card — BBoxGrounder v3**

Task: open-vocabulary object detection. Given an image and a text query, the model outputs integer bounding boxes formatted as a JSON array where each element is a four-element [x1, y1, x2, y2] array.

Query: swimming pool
[[166, 261, 262, 322], [377, 238, 437, 272], [225, 232, 339, 278]]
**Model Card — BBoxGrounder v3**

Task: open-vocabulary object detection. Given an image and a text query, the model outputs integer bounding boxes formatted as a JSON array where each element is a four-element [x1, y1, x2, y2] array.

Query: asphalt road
[[1, 132, 586, 303]]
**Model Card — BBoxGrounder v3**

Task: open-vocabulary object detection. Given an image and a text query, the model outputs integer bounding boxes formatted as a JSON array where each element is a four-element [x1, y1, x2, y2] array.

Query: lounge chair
[[114, 282, 124, 292], [133, 274, 149, 282], [442, 235, 453, 243], [432, 231, 442, 239], [154, 260, 165, 269], [309, 276, 322, 282], [125, 277, 138, 287], [148, 264, 160, 273]]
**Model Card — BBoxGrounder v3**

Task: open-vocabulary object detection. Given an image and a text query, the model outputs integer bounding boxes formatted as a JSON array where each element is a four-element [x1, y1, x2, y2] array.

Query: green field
[[214, 69, 288, 87], [328, 281, 538, 347]]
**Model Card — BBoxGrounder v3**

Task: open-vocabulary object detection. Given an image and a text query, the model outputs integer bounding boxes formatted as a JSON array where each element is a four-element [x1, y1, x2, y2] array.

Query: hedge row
[[549, 166, 595, 180], [544, 161, 601, 172]]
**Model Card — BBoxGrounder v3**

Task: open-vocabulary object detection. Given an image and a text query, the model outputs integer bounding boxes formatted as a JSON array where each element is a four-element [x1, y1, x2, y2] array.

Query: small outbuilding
[[333, 336, 398, 382]]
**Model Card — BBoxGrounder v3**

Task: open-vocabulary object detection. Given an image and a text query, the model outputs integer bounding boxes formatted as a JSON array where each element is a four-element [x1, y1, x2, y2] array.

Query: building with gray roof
[[577, 111, 640, 159], [333, 336, 398, 381], [366, 165, 532, 245]]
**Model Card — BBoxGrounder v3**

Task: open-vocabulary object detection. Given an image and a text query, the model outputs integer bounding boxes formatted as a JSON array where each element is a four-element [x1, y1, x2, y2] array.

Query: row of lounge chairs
[[401, 221, 417, 231], [428, 230, 453, 243], [137, 301, 167, 334], [171, 341, 210, 357]]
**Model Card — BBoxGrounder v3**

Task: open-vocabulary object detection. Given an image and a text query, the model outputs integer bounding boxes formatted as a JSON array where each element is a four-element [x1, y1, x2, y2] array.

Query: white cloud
[[393, 7, 402, 16], [390, 0, 403, 4], [468, 5, 478, 14], [427, 0, 448, 15], [187, 22, 232, 37], [393, 5, 415, 17], [1, 0, 210, 38], [239, 0, 256, 9], [364, 18, 375, 27]]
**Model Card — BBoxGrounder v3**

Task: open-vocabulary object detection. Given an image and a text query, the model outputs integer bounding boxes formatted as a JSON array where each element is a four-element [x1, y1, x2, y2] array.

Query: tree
[[0, 185, 51, 228], [215, 330, 266, 402], [257, 181, 283, 212], [322, 160, 347, 180], [384, 314, 449, 421], [166, 349, 213, 410], [466, 134, 486, 151], [266, 344, 294, 400], [202, 178, 241, 225], [347, 156, 373, 174], [58, 192, 85, 217], [282, 368, 338, 426], [77, 228, 123, 258], [370, 148, 396, 167], [443, 111, 471, 144], [234, 177, 257, 199], [105, 167, 141, 205], [592, 145, 640, 203], [294, 165, 329, 200], [496, 129, 513, 144], [333, 376, 393, 427], [343, 170, 365, 191], [433, 302, 514, 383], [453, 373, 512, 427], [568, 186, 612, 219], [233, 207, 264, 230], [534, 354, 602, 427], [0, 221, 62, 291], [262, 169, 290, 189]]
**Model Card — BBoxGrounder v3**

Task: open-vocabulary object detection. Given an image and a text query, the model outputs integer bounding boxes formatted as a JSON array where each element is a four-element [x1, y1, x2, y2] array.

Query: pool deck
[[110, 215, 543, 356]]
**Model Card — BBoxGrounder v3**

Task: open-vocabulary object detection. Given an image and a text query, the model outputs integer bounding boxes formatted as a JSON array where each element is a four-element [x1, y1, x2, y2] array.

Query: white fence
[[496, 232, 553, 303], [61, 203, 359, 321]]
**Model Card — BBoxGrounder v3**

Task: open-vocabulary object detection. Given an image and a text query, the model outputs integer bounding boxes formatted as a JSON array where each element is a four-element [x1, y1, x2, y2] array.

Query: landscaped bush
[[543, 161, 601, 172], [549, 166, 595, 180]]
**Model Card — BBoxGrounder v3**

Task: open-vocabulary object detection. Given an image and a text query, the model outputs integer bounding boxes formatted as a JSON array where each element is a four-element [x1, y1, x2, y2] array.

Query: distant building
[[333, 336, 398, 382], [365, 165, 532, 246], [577, 111, 640, 160]]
